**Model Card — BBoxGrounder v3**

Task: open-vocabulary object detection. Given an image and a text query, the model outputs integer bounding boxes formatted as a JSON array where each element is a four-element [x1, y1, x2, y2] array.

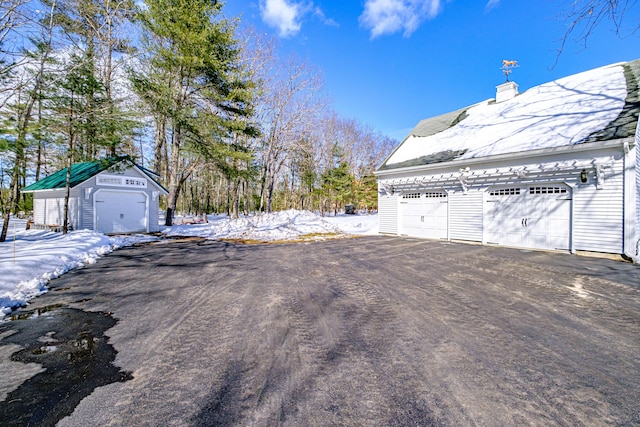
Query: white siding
[[636, 143, 640, 256], [75, 166, 164, 232], [448, 189, 483, 241], [34, 196, 78, 228], [377, 146, 629, 255], [573, 158, 624, 253], [378, 195, 398, 234], [45, 198, 65, 225], [33, 198, 45, 224]]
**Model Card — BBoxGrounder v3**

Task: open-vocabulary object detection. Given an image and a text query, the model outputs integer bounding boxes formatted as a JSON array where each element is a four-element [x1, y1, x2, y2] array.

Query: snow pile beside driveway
[[1, 230, 158, 317], [163, 209, 364, 241]]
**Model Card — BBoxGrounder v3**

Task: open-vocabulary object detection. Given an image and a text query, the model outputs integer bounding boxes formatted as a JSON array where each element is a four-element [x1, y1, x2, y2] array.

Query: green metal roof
[[22, 157, 167, 193]]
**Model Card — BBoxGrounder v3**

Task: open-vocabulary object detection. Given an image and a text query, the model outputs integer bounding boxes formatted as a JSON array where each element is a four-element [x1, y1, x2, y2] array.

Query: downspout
[[623, 136, 639, 263], [570, 184, 576, 254]]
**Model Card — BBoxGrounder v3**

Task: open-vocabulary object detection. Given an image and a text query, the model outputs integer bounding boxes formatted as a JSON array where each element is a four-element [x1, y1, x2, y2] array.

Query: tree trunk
[[63, 92, 75, 235], [154, 116, 166, 178], [63, 161, 72, 234], [164, 124, 182, 226], [232, 178, 240, 219]]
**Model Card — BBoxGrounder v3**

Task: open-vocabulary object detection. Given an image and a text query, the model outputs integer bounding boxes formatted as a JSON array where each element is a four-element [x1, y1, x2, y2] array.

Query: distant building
[[23, 157, 168, 233], [375, 59, 640, 261]]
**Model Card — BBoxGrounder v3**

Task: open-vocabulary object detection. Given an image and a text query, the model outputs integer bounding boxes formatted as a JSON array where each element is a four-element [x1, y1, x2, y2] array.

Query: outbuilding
[[375, 59, 640, 261], [22, 157, 168, 233]]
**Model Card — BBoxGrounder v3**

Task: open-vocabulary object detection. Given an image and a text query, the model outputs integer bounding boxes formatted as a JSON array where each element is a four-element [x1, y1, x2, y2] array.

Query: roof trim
[[375, 137, 635, 176], [131, 164, 169, 195]]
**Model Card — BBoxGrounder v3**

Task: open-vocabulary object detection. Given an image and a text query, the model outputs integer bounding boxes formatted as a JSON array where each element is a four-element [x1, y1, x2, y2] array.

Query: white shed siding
[[378, 195, 398, 234], [573, 158, 624, 253], [448, 189, 483, 241], [72, 178, 96, 230], [81, 194, 93, 229], [35, 197, 78, 227], [74, 167, 163, 232]]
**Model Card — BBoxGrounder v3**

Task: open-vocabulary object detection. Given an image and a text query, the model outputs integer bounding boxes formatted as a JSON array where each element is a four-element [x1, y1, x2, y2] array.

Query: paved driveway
[[1, 236, 639, 426]]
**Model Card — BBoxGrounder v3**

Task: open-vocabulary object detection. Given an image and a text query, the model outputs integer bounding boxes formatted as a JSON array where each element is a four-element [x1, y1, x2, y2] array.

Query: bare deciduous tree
[[255, 53, 325, 212], [555, 0, 639, 65]]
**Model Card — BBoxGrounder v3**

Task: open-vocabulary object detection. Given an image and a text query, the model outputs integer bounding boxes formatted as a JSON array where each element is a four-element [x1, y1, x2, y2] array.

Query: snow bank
[[163, 209, 365, 241], [1, 229, 158, 316]]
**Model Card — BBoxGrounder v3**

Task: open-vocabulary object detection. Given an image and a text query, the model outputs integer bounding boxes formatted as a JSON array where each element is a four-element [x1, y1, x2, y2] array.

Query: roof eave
[[22, 182, 85, 193], [375, 137, 635, 177], [130, 164, 169, 195]]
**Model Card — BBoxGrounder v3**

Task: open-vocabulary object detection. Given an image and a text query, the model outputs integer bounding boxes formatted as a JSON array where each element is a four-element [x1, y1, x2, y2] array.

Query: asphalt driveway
[[1, 236, 639, 426]]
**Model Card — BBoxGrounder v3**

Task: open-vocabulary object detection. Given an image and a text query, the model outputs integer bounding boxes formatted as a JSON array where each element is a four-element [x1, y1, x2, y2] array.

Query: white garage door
[[484, 185, 571, 250], [400, 191, 448, 239], [95, 190, 148, 233]]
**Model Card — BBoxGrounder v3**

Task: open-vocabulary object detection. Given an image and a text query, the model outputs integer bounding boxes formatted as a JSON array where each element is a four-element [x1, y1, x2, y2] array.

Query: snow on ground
[[163, 209, 378, 241], [1, 210, 377, 316]]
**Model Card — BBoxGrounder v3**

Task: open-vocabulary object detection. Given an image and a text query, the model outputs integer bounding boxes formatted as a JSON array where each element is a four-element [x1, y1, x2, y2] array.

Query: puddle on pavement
[[0, 306, 132, 426]]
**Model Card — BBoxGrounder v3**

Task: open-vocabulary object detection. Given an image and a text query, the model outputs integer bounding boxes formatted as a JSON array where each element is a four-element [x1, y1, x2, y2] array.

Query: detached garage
[[376, 59, 640, 261], [23, 157, 168, 233]]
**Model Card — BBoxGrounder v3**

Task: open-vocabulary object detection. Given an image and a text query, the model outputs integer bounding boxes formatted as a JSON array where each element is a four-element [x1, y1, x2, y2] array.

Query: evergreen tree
[[321, 144, 354, 215], [131, 0, 256, 225], [0, 17, 56, 241]]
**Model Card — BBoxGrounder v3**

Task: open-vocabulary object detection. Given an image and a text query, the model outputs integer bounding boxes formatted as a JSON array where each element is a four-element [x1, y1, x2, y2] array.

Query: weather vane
[[501, 59, 519, 82]]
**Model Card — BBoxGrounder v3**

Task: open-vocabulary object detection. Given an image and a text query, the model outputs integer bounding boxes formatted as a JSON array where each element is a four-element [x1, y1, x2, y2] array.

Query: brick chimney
[[496, 81, 518, 103]]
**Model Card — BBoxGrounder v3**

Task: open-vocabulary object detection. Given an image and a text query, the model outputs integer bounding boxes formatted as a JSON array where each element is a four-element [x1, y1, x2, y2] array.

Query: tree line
[[0, 0, 395, 240]]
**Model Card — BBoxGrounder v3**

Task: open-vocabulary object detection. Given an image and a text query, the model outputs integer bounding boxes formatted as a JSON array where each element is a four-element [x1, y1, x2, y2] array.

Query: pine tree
[[131, 0, 256, 225], [321, 144, 354, 215]]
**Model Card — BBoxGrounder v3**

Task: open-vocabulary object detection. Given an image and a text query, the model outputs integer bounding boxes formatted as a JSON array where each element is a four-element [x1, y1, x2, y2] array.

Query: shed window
[[529, 186, 567, 195], [489, 188, 521, 196]]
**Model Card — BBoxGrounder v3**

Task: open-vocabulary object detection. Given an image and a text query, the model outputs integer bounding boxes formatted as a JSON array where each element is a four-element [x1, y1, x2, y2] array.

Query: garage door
[[95, 190, 148, 233], [400, 191, 448, 239], [484, 185, 571, 250]]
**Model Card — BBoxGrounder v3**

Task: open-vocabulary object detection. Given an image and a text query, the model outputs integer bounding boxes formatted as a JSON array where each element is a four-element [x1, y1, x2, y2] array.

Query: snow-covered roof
[[379, 59, 640, 171]]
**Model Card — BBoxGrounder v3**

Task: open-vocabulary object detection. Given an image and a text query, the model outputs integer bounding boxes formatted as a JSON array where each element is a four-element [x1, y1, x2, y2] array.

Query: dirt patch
[[221, 232, 355, 245]]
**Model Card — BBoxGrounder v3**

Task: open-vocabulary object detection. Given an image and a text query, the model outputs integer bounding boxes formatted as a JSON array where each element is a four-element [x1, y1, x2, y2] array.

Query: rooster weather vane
[[501, 59, 519, 81]]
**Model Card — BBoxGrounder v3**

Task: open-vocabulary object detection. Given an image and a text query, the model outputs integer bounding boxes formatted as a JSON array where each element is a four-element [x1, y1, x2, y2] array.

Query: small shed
[[375, 59, 640, 261], [22, 157, 168, 233]]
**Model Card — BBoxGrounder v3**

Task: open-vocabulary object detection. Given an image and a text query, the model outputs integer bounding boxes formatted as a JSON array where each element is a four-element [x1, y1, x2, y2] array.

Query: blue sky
[[222, 1, 639, 141]]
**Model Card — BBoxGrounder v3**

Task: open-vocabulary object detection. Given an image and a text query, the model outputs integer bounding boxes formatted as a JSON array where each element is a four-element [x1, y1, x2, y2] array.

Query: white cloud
[[259, 0, 336, 37], [485, 0, 500, 11], [260, 0, 303, 37], [359, 0, 443, 39], [314, 7, 339, 27]]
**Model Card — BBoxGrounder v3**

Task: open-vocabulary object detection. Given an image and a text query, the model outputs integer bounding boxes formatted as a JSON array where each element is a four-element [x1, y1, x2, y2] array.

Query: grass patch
[[221, 232, 354, 245]]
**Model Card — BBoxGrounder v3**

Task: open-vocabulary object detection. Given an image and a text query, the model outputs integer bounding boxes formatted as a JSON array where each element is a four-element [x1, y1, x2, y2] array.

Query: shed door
[[400, 191, 448, 239], [95, 190, 148, 233], [485, 185, 571, 250]]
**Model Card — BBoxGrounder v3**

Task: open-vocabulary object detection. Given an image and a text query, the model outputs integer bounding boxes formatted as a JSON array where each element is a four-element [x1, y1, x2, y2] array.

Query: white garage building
[[23, 157, 167, 233], [376, 59, 640, 261]]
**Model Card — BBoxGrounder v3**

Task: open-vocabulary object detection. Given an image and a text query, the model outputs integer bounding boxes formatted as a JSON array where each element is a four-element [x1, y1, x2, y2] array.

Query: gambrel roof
[[379, 59, 640, 171], [23, 157, 167, 193]]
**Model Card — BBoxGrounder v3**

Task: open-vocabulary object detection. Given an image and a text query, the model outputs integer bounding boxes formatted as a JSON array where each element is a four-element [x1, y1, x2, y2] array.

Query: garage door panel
[[95, 191, 147, 233], [485, 185, 570, 250], [400, 191, 448, 239]]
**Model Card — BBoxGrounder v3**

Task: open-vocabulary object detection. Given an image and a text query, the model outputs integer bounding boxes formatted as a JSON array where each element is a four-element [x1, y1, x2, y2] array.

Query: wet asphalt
[[1, 236, 639, 426]]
